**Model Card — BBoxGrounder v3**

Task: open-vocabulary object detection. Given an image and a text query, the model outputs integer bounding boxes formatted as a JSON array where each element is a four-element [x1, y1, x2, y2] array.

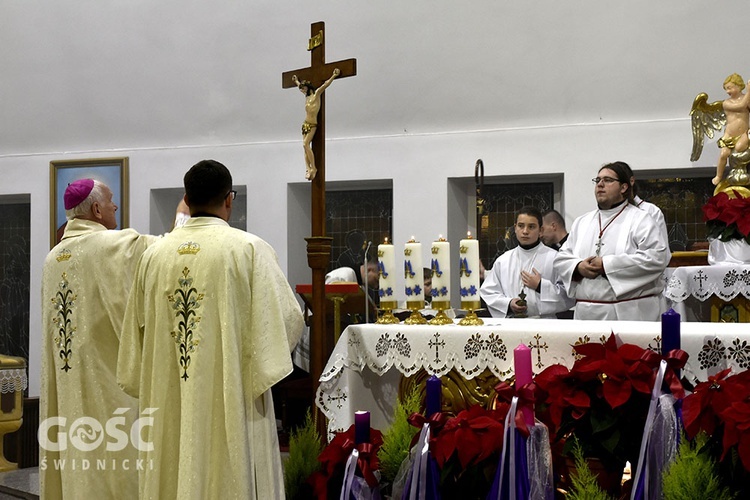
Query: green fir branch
[[378, 385, 422, 487], [284, 410, 322, 500], [662, 432, 735, 500]]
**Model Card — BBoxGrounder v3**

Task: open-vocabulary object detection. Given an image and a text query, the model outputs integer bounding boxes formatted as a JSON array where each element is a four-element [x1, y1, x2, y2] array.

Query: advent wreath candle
[[404, 238, 424, 309], [430, 237, 450, 309], [514, 343, 535, 427], [459, 233, 481, 310], [354, 410, 370, 445], [378, 238, 398, 309], [661, 308, 681, 355], [425, 375, 442, 416]]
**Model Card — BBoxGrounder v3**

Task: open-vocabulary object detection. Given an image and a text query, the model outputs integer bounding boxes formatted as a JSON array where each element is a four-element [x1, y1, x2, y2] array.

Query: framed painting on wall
[[50, 157, 129, 247]]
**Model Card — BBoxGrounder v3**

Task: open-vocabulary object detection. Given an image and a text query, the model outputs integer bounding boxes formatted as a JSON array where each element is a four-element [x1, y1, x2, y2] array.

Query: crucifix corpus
[[282, 21, 357, 433]]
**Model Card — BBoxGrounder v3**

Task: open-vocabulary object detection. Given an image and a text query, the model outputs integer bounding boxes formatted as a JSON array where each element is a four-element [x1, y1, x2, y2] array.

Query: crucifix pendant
[[595, 238, 603, 256]]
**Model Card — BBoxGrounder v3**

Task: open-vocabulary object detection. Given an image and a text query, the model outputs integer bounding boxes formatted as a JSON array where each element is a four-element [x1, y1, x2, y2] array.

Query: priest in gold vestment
[[41, 179, 160, 499], [117, 160, 304, 499]]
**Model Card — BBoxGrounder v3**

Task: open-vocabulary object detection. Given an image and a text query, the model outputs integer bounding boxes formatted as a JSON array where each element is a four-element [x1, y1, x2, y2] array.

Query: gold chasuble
[[41, 218, 158, 500], [117, 217, 304, 499]]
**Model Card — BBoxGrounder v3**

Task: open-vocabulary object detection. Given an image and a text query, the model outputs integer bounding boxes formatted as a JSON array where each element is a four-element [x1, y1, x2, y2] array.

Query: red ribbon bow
[[493, 381, 536, 436], [407, 411, 449, 447], [662, 349, 688, 399], [340, 440, 379, 488]]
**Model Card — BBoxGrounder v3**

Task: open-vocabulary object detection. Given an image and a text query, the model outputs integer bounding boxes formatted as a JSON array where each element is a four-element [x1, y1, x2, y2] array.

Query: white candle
[[459, 233, 481, 309], [404, 238, 424, 308], [430, 237, 450, 306], [378, 238, 398, 308]]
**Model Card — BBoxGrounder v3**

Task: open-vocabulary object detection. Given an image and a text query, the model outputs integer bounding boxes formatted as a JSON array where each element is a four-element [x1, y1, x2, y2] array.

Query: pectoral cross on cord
[[597, 204, 628, 256]]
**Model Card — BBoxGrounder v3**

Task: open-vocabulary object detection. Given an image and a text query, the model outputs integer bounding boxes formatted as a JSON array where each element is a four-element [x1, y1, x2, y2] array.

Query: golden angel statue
[[690, 73, 750, 189], [292, 68, 340, 181]]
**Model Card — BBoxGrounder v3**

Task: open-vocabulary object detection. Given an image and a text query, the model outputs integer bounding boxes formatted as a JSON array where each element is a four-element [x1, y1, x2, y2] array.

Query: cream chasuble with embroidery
[[41, 218, 158, 500], [554, 203, 670, 320], [480, 242, 573, 318], [117, 217, 304, 500]]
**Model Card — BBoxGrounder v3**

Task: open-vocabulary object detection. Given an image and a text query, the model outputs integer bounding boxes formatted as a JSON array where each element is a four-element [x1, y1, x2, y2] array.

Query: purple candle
[[514, 344, 535, 427], [661, 308, 681, 355], [426, 375, 442, 416], [354, 411, 370, 445]]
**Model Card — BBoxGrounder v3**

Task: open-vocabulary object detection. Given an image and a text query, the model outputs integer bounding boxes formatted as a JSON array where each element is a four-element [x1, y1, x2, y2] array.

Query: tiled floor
[[0, 467, 38, 499]]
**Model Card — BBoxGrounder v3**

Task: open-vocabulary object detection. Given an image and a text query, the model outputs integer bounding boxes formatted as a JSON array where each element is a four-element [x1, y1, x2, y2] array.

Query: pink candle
[[354, 410, 370, 445], [514, 344, 534, 426]]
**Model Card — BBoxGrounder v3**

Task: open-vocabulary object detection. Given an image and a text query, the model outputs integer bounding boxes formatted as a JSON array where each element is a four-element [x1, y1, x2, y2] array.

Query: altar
[[664, 263, 750, 322], [316, 319, 750, 437]]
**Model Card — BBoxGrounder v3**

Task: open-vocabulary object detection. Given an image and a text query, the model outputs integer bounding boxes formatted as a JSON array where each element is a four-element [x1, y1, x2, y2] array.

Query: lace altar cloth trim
[[0, 368, 27, 394], [317, 319, 750, 437], [664, 264, 750, 302]]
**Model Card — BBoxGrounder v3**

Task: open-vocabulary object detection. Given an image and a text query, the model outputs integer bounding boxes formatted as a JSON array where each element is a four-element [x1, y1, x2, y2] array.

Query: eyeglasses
[[226, 190, 237, 200], [591, 177, 620, 185]]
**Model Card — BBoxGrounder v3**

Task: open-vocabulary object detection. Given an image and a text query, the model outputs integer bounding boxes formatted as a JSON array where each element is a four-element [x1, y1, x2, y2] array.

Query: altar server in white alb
[[40, 179, 167, 500], [481, 206, 574, 318], [554, 162, 670, 321], [117, 160, 304, 499]]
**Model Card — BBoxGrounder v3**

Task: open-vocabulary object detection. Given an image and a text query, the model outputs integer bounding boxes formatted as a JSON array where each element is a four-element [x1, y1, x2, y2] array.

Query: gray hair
[[65, 180, 108, 220]]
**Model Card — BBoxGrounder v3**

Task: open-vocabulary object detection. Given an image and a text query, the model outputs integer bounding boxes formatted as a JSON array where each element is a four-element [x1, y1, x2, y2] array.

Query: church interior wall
[[0, 0, 741, 396], [1, 118, 693, 397]]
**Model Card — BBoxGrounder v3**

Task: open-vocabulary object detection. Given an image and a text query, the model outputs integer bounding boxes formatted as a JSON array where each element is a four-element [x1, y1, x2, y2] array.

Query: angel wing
[[690, 93, 726, 161]]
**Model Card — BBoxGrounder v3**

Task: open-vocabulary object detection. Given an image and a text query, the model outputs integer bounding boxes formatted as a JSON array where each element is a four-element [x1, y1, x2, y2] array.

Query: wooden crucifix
[[282, 21, 356, 432]]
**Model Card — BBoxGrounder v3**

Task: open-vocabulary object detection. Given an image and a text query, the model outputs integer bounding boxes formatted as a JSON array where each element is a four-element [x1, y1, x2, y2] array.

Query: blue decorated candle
[[404, 238, 424, 309], [430, 237, 451, 307], [459, 232, 481, 309], [378, 238, 398, 309]]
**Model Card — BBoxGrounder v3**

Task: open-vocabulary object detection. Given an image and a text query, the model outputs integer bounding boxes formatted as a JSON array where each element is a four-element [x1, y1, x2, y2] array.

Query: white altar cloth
[[316, 318, 750, 437], [664, 264, 750, 302]]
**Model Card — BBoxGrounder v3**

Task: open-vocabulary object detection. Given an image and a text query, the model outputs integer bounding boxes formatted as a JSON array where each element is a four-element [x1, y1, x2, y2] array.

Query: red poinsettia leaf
[[565, 389, 591, 409], [432, 426, 458, 468], [717, 204, 742, 225], [456, 428, 484, 468], [738, 434, 750, 473], [627, 363, 656, 394], [681, 394, 704, 438], [573, 341, 606, 359], [721, 420, 740, 461], [603, 378, 632, 409], [737, 215, 750, 238], [535, 364, 570, 389], [617, 343, 649, 363]]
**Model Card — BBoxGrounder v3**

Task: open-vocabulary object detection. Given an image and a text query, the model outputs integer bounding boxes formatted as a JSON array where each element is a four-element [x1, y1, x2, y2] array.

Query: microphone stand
[[363, 241, 372, 323]]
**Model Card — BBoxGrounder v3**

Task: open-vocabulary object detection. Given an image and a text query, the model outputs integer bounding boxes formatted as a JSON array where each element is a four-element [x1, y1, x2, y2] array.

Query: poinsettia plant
[[308, 424, 383, 500], [682, 368, 750, 473], [415, 403, 509, 498], [534, 333, 687, 474], [702, 190, 750, 243]]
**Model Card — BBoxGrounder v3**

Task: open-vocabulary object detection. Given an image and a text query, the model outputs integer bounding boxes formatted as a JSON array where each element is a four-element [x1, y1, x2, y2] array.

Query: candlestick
[[514, 344, 535, 427], [377, 239, 399, 324], [425, 375, 442, 416], [661, 308, 681, 354], [458, 233, 483, 326], [428, 237, 452, 325], [354, 410, 370, 445]]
